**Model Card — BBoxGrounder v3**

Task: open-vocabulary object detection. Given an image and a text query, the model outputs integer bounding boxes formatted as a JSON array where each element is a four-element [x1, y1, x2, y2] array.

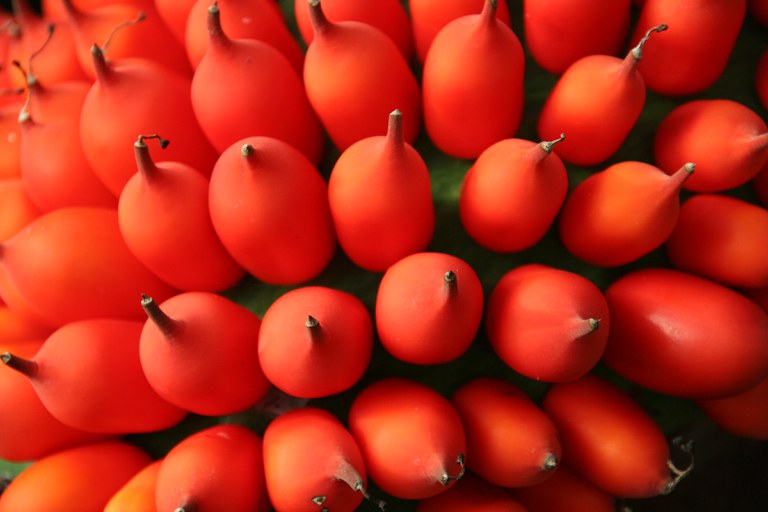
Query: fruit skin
[[327, 109, 435, 272], [416, 472, 529, 512], [303, 0, 422, 151], [459, 136, 568, 253], [262, 407, 370, 512], [696, 375, 768, 440], [421, 0, 525, 159], [103, 459, 162, 512], [557, 161, 692, 267], [374, 252, 484, 365], [0, 441, 152, 512], [542, 374, 684, 499], [485, 263, 610, 383], [631, 0, 747, 96], [348, 377, 467, 500], [154, 424, 269, 512], [139, 291, 271, 416], [208, 137, 337, 285], [510, 464, 617, 512], [665, 193, 768, 288], [523, 0, 631, 75], [653, 99, 768, 192], [257, 285, 373, 398], [451, 377, 562, 488], [602, 267, 768, 399]]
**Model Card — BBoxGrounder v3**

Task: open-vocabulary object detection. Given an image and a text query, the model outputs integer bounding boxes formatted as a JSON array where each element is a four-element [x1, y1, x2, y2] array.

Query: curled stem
[[662, 437, 695, 495], [102, 11, 146, 56], [630, 24, 668, 61], [540, 133, 566, 154], [439, 453, 466, 486]]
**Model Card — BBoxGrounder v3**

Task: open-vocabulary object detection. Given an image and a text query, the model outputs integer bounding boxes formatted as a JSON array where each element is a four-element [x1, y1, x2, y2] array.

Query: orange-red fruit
[[103, 459, 162, 512], [348, 377, 467, 500], [0, 441, 152, 512], [485, 264, 610, 383], [631, 0, 747, 96], [191, 3, 325, 165], [155, 424, 269, 512], [294, 0, 414, 61], [653, 99, 768, 192], [139, 292, 270, 416], [0, 304, 52, 343], [80, 46, 218, 197], [263, 407, 375, 512], [328, 109, 435, 272], [417, 472, 529, 512], [666, 193, 768, 288], [422, 0, 525, 159], [1, 318, 187, 434], [375, 252, 484, 365], [459, 135, 568, 252], [523, 0, 631, 75], [537, 25, 666, 167], [0, 179, 40, 242], [0, 339, 109, 462], [408, 0, 511, 63], [697, 375, 768, 440], [557, 161, 693, 267], [208, 137, 336, 285], [185, 0, 304, 73], [257, 286, 373, 398], [0, 207, 177, 328], [451, 377, 561, 488], [542, 375, 691, 498], [510, 462, 618, 512], [603, 267, 768, 399], [118, 136, 245, 292], [303, 0, 421, 151]]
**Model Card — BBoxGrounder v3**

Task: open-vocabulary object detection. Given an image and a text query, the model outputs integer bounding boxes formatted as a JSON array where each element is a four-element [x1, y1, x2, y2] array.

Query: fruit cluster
[[1, 0, 767, 511]]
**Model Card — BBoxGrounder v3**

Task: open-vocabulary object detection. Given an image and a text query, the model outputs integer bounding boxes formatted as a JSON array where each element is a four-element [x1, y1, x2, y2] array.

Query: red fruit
[[60, 0, 191, 79], [263, 407, 384, 512], [653, 99, 768, 192], [0, 441, 152, 512], [602, 267, 768, 398], [0, 339, 109, 462], [754, 159, 768, 207], [80, 44, 218, 197], [510, 465, 618, 512], [665, 193, 768, 288], [0, 207, 178, 327], [191, 3, 325, 165], [103, 459, 162, 512], [327, 109, 435, 272], [208, 137, 337, 285], [0, 178, 40, 242], [537, 25, 667, 166], [485, 264, 610, 383], [375, 252, 484, 365], [0, 304, 52, 343], [257, 286, 373, 398], [18, 99, 117, 212], [118, 135, 245, 292], [0, 93, 23, 180], [631, 0, 747, 96], [294, 0, 414, 61], [542, 374, 694, 498], [422, 0, 525, 159], [408, 0, 511, 64], [557, 161, 694, 267], [757, 49, 768, 111], [697, 375, 768, 440], [154, 0, 193, 43], [348, 377, 467, 500], [451, 377, 562, 488], [185, 0, 304, 73], [523, 0, 631, 75], [1, 318, 188, 433], [155, 424, 269, 512], [139, 291, 271, 416], [303, 0, 421, 151], [750, 0, 768, 27], [417, 472, 529, 512], [459, 135, 568, 252]]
